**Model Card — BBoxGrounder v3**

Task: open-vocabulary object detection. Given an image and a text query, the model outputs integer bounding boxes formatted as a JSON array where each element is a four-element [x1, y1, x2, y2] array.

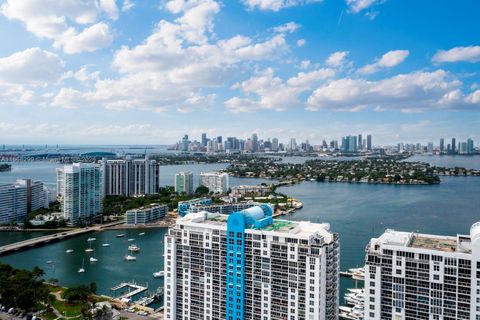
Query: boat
[[66, 249, 74, 253], [153, 271, 164, 278], [102, 243, 110, 247], [87, 237, 96, 242], [85, 242, 94, 253], [138, 232, 145, 236], [128, 244, 140, 252], [46, 260, 53, 264], [90, 256, 98, 263], [124, 255, 137, 261], [78, 259, 85, 273], [127, 238, 135, 242], [116, 234, 125, 238]]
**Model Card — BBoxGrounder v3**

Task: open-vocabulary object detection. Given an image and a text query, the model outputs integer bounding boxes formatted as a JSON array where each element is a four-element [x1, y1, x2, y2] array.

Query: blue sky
[[0, 0, 479, 145]]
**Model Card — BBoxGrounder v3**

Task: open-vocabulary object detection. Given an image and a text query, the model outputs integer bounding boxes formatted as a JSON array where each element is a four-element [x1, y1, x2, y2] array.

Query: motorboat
[[85, 248, 94, 253], [138, 232, 145, 236], [90, 256, 98, 263], [124, 255, 136, 261], [153, 271, 164, 278], [66, 249, 74, 253], [127, 238, 135, 242], [128, 244, 140, 252], [102, 243, 110, 247], [87, 237, 96, 242], [116, 234, 125, 238]]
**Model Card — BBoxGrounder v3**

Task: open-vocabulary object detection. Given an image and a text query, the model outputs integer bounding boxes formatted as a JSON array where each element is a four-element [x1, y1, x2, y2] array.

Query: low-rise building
[[177, 197, 212, 216], [231, 184, 271, 197], [125, 204, 168, 225], [189, 201, 260, 215], [199, 172, 229, 194]]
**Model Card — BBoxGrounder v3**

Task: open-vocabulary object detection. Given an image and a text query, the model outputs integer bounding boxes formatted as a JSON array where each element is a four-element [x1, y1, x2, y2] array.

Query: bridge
[[0, 220, 124, 256]]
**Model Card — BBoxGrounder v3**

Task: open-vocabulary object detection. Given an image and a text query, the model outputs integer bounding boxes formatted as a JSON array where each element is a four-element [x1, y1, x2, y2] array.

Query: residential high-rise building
[[16, 179, 49, 213], [467, 138, 474, 154], [201, 133, 207, 147], [358, 134, 363, 150], [101, 158, 160, 196], [459, 142, 468, 154], [252, 133, 259, 153], [367, 134, 372, 151], [199, 172, 229, 194], [427, 142, 434, 153], [364, 222, 480, 320], [164, 205, 340, 320], [451, 137, 456, 153], [57, 163, 103, 225], [440, 138, 445, 152], [0, 183, 27, 224], [174, 171, 194, 195], [182, 134, 189, 151], [272, 138, 279, 151]]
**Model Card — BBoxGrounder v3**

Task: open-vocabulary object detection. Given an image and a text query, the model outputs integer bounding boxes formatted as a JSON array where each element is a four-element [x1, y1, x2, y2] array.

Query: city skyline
[[0, 1, 479, 145]]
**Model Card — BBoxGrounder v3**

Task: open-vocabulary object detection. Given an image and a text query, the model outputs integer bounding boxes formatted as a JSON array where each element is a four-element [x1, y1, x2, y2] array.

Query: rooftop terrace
[[409, 235, 458, 253]]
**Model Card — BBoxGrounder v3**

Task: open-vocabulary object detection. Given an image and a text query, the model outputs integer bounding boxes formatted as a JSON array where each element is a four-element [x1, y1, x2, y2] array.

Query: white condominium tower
[[364, 222, 480, 320], [57, 163, 103, 225], [101, 158, 160, 196], [199, 172, 229, 194], [175, 171, 194, 195], [164, 205, 340, 320]]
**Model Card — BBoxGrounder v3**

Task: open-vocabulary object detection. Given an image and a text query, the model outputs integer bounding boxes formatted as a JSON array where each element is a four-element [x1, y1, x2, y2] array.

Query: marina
[[110, 281, 148, 302]]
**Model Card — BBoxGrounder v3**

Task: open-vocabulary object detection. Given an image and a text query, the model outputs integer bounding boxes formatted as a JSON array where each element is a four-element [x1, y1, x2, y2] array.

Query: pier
[[111, 282, 148, 300], [0, 221, 123, 256]]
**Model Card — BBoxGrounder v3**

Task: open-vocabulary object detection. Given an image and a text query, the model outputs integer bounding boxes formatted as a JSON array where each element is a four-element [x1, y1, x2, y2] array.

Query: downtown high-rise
[[364, 222, 480, 320], [164, 205, 340, 320]]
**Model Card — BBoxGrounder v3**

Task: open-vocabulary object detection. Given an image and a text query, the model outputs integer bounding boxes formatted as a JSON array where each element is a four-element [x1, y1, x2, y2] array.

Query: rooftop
[[409, 235, 457, 253]]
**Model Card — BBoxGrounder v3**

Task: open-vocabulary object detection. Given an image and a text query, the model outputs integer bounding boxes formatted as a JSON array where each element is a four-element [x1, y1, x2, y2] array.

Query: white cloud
[[432, 46, 480, 64], [306, 70, 479, 112], [0, 0, 117, 54], [358, 50, 409, 74], [52, 0, 291, 113], [58, 23, 114, 54], [346, 0, 383, 13], [274, 22, 301, 34], [0, 47, 64, 85], [325, 51, 350, 68], [225, 68, 335, 112], [242, 0, 322, 11], [122, 0, 135, 12], [299, 60, 311, 69], [296, 39, 306, 47]]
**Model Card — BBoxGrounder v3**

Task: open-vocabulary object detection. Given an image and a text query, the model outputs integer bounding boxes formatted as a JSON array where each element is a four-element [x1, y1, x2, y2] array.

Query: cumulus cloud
[[122, 0, 135, 12], [296, 39, 306, 47], [358, 50, 409, 74], [225, 68, 335, 112], [306, 70, 479, 112], [325, 51, 350, 68], [0, 0, 116, 54], [273, 22, 301, 34], [432, 46, 480, 64], [242, 0, 322, 11], [346, 0, 384, 13], [52, 0, 291, 113]]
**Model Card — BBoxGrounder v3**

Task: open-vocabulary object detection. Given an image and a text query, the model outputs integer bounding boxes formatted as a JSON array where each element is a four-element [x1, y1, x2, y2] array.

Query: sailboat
[[78, 259, 85, 273], [90, 253, 98, 263], [85, 242, 94, 253]]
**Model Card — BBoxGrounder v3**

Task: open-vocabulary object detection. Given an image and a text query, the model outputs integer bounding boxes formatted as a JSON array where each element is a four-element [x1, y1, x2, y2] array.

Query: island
[[0, 163, 11, 172], [224, 155, 480, 185]]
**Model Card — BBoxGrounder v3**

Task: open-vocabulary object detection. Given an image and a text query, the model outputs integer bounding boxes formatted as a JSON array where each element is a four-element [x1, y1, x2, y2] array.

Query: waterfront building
[[16, 179, 49, 213], [0, 183, 27, 224], [177, 197, 212, 216], [164, 205, 340, 320], [342, 135, 358, 153], [174, 171, 194, 195], [125, 204, 168, 225], [57, 163, 103, 225], [451, 138, 456, 153], [230, 185, 271, 197], [199, 172, 229, 194], [440, 138, 445, 152], [367, 134, 372, 151], [252, 133, 259, 153], [201, 133, 207, 147], [101, 158, 160, 197], [467, 138, 474, 154], [272, 138, 279, 151], [364, 222, 480, 320], [459, 142, 469, 155], [427, 142, 434, 153], [189, 201, 259, 215], [358, 134, 363, 150]]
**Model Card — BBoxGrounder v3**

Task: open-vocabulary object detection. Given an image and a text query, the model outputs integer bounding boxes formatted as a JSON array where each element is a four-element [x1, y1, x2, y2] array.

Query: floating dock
[[111, 282, 148, 301]]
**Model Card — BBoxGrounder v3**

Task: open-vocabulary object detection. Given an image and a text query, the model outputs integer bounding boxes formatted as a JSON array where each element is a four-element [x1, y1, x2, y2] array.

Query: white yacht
[[153, 271, 164, 278], [101, 243, 110, 247], [124, 255, 136, 261], [116, 234, 125, 238], [87, 237, 96, 242], [90, 256, 98, 263], [66, 249, 74, 253], [128, 244, 140, 252], [138, 232, 145, 236], [127, 238, 135, 242]]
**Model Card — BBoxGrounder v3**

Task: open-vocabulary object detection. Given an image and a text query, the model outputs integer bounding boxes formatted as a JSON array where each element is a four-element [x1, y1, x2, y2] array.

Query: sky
[[0, 0, 479, 146]]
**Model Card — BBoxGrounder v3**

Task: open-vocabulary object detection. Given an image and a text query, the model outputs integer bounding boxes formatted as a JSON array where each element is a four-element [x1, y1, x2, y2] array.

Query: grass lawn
[[50, 299, 85, 317], [41, 311, 59, 320]]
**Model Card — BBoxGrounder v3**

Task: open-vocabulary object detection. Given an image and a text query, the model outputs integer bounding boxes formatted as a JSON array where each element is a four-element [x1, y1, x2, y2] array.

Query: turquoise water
[[0, 156, 479, 303]]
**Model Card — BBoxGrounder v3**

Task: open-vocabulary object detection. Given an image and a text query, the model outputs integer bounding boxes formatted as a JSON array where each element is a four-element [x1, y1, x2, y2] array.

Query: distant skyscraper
[[252, 133, 258, 152], [164, 205, 340, 320], [174, 171, 194, 195], [201, 133, 207, 147], [427, 142, 434, 153], [199, 172, 229, 194], [451, 137, 456, 153], [57, 163, 103, 225], [181, 134, 189, 151], [272, 138, 279, 151], [467, 138, 474, 154], [358, 134, 363, 150], [101, 158, 160, 196], [440, 138, 445, 152], [367, 134, 372, 151]]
